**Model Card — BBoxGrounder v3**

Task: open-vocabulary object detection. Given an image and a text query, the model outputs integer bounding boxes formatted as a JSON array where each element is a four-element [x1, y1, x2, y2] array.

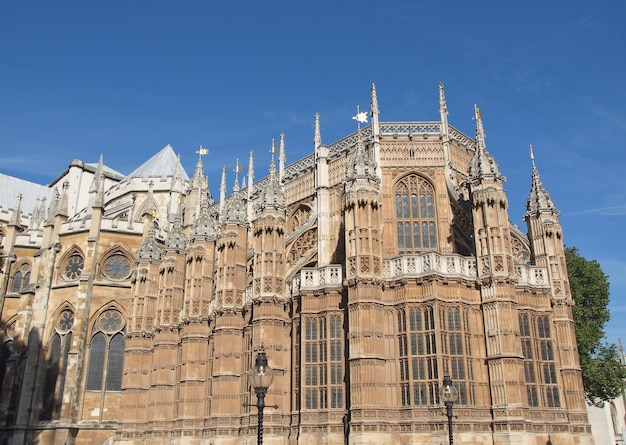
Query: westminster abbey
[[0, 84, 593, 444]]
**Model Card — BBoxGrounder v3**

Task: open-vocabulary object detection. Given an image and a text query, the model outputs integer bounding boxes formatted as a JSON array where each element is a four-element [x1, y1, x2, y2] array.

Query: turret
[[119, 222, 162, 435], [523, 147, 586, 412], [466, 105, 523, 414], [467, 105, 514, 281]]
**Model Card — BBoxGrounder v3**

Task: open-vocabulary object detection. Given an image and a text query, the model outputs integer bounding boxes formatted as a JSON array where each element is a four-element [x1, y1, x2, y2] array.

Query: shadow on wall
[[0, 320, 49, 444]]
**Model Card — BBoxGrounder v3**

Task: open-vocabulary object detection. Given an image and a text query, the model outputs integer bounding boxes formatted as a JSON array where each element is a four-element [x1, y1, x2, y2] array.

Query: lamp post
[[440, 372, 459, 445], [248, 346, 277, 445]]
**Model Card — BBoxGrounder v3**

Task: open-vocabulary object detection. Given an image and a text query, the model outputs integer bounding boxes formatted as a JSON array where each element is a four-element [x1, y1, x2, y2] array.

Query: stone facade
[[0, 84, 593, 444]]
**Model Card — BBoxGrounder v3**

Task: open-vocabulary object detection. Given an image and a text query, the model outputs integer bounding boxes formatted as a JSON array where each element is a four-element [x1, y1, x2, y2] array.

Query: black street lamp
[[440, 372, 459, 445], [248, 346, 277, 445]]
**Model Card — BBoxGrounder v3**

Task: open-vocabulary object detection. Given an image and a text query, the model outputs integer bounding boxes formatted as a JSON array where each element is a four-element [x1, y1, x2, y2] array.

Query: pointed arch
[[40, 303, 75, 420], [394, 174, 437, 253], [85, 303, 127, 393], [9, 259, 31, 293], [58, 245, 85, 282], [135, 196, 160, 222], [287, 203, 313, 233], [98, 244, 135, 281]]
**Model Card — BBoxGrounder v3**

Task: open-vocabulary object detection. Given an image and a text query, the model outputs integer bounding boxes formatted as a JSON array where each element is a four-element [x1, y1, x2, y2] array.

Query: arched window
[[40, 309, 74, 420], [10, 263, 31, 293], [63, 252, 84, 281], [395, 175, 437, 253], [86, 308, 126, 392]]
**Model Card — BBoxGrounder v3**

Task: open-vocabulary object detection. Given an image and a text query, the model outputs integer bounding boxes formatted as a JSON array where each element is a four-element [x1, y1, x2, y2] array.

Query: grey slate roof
[[123, 145, 190, 182], [0, 174, 53, 215]]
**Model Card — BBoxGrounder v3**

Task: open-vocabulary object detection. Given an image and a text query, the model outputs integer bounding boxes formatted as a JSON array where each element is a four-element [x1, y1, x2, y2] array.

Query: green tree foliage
[[566, 246, 626, 405]]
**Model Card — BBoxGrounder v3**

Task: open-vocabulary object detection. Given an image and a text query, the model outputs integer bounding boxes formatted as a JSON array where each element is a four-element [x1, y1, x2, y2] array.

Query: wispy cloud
[[564, 204, 626, 217]]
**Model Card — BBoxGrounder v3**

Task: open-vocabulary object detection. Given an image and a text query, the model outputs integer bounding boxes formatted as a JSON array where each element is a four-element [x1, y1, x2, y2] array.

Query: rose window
[[64, 254, 84, 280], [103, 254, 131, 280], [98, 309, 124, 333], [56, 310, 74, 333]]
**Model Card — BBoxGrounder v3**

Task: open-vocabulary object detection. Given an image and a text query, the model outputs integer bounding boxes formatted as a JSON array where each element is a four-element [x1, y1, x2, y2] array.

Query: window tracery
[[40, 308, 74, 420], [86, 308, 126, 392], [10, 262, 31, 293], [287, 205, 311, 233], [395, 175, 437, 253], [101, 252, 132, 281], [519, 313, 560, 408], [302, 315, 344, 410], [398, 305, 440, 406], [63, 253, 84, 280]]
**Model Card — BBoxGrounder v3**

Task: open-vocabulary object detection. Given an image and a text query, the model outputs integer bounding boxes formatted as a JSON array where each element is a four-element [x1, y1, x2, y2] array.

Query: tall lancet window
[[519, 313, 560, 408], [40, 308, 74, 420], [395, 175, 437, 253], [86, 308, 126, 392]]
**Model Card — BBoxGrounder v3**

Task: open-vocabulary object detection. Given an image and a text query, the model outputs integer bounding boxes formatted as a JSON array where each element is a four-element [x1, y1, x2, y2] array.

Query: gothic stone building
[[0, 84, 593, 445]]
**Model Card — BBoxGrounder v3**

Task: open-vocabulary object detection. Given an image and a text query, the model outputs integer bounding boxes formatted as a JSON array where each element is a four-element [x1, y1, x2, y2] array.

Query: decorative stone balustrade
[[383, 252, 477, 281], [382, 252, 550, 289], [515, 264, 549, 288], [291, 265, 343, 293]]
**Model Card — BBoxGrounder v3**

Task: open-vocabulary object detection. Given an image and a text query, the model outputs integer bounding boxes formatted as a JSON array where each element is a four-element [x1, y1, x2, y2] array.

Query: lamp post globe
[[440, 372, 458, 445], [249, 346, 275, 445]]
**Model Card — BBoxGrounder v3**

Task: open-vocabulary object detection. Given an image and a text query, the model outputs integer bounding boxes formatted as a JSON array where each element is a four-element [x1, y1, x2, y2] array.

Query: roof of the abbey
[[123, 144, 190, 182]]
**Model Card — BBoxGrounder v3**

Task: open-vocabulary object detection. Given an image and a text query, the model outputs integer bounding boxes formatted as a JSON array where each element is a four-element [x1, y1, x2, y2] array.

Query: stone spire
[[221, 161, 248, 226], [525, 145, 558, 218], [233, 159, 241, 193], [257, 153, 286, 213], [279, 132, 286, 183], [346, 106, 378, 186], [30, 197, 46, 231], [191, 195, 218, 241], [136, 222, 162, 262], [165, 214, 188, 253], [58, 181, 69, 218], [314, 112, 322, 150], [439, 82, 449, 138], [247, 150, 254, 202], [370, 83, 380, 118], [45, 187, 60, 226], [468, 105, 504, 183], [346, 137, 377, 184], [219, 165, 227, 218], [8, 193, 22, 228], [89, 154, 104, 193], [370, 83, 382, 180], [89, 154, 105, 208], [190, 146, 207, 192]]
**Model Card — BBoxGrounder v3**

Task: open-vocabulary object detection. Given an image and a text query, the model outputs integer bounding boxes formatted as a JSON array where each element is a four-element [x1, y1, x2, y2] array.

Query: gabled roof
[[124, 144, 190, 182], [0, 174, 53, 215]]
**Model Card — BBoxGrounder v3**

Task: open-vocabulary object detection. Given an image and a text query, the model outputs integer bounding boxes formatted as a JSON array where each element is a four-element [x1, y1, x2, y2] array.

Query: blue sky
[[1, 1, 625, 346]]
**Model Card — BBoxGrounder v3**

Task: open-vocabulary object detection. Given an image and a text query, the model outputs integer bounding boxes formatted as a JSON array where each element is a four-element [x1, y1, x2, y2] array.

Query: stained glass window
[[395, 175, 437, 253], [103, 253, 131, 280], [86, 309, 126, 394], [64, 254, 84, 280]]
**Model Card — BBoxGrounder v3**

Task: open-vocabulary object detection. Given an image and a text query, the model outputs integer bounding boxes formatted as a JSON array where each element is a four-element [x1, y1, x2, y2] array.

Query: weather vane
[[196, 145, 208, 159], [352, 105, 368, 130]]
